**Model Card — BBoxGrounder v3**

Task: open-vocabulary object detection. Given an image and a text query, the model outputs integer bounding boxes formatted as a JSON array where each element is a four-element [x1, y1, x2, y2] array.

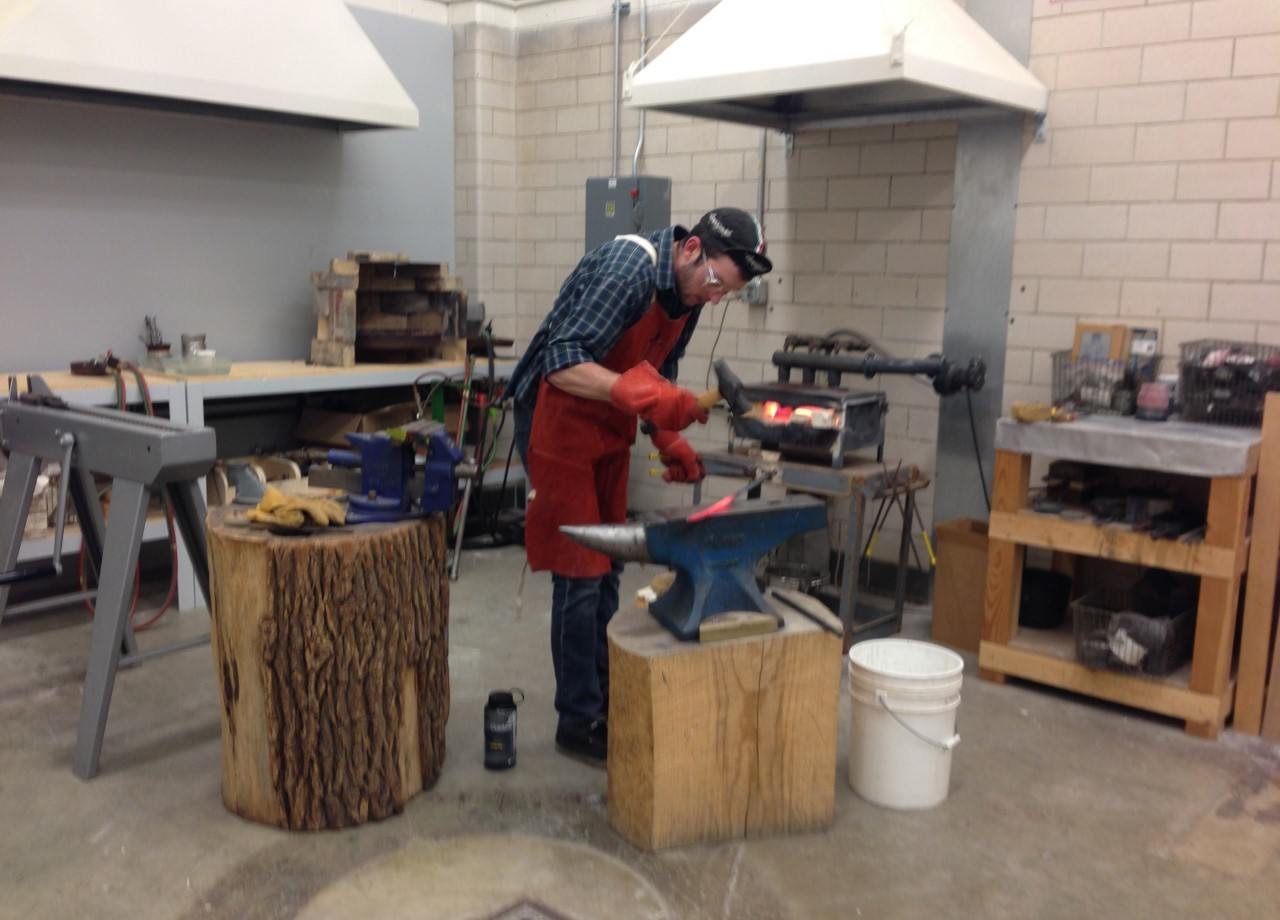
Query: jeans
[[515, 402, 622, 729]]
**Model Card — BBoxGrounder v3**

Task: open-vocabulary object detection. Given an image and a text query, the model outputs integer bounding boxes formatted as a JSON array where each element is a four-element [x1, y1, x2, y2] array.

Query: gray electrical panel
[[584, 176, 672, 254]]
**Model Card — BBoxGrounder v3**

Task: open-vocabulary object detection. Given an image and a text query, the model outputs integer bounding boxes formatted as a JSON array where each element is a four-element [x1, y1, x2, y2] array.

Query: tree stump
[[206, 507, 449, 830], [607, 593, 842, 851]]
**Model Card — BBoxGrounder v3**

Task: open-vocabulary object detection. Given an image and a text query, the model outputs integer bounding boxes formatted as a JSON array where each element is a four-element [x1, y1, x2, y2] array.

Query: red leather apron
[[524, 298, 690, 577]]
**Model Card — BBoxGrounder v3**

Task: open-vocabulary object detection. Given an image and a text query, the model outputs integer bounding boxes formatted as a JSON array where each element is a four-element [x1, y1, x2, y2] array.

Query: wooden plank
[[357, 312, 410, 334], [978, 641, 1224, 724], [698, 611, 779, 643], [931, 519, 988, 654], [980, 450, 1031, 682], [416, 276, 463, 293], [988, 510, 1243, 579], [357, 276, 417, 292], [359, 261, 444, 277], [348, 250, 409, 263], [310, 271, 358, 291], [313, 289, 356, 342], [308, 340, 355, 368], [209, 360, 459, 382], [1187, 474, 1252, 735], [1237, 393, 1280, 735], [1264, 595, 1280, 740], [438, 338, 469, 363]]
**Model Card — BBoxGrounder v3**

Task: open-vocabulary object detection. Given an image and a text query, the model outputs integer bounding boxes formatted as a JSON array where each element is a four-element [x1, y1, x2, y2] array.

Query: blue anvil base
[[642, 496, 827, 641]]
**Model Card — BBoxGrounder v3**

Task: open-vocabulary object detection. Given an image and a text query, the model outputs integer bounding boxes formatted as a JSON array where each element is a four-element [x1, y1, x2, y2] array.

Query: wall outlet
[[744, 276, 768, 307]]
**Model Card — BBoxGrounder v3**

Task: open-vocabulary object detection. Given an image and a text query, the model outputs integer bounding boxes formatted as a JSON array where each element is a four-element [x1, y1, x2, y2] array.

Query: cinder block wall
[[456, 3, 956, 559], [454, 0, 1280, 560], [1009, 0, 1280, 409]]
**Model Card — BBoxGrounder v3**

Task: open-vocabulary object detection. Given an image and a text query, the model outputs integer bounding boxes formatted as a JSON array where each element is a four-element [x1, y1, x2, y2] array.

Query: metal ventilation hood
[[0, 0, 418, 130], [625, 0, 1047, 131]]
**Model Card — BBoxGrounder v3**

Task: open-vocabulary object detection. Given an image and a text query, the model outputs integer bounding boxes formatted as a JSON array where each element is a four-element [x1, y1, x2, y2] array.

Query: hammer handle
[[696, 387, 721, 410]]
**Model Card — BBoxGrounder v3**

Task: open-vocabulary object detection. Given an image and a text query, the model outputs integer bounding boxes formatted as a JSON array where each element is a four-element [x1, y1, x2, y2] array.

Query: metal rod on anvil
[[771, 351, 986, 395]]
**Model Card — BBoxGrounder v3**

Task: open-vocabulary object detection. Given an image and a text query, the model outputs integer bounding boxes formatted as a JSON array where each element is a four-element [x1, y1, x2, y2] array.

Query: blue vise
[[329, 426, 463, 523]]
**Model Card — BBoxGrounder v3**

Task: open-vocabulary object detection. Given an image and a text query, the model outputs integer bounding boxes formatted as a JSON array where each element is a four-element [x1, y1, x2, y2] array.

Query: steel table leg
[[165, 479, 210, 607], [72, 477, 149, 779], [0, 452, 42, 623], [892, 488, 915, 634], [839, 492, 865, 643]]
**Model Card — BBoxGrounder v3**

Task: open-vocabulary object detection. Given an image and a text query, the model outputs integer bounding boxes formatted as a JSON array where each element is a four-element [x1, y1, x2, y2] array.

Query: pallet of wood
[[307, 252, 469, 367]]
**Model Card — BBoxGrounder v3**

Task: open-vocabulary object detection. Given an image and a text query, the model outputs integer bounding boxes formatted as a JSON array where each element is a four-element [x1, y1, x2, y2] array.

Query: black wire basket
[[1179, 339, 1280, 426], [1052, 350, 1159, 416], [1072, 587, 1196, 676]]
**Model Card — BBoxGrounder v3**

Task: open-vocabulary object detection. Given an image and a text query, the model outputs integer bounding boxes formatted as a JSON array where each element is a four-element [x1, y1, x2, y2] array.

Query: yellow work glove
[[247, 486, 347, 527], [1011, 402, 1076, 424]]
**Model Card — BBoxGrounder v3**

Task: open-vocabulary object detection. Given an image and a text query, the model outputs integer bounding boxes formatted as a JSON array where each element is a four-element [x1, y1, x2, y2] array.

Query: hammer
[[643, 359, 753, 436], [710, 358, 754, 417]]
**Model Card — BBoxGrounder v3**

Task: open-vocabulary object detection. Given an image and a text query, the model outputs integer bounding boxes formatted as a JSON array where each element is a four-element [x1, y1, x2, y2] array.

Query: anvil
[[561, 495, 827, 641]]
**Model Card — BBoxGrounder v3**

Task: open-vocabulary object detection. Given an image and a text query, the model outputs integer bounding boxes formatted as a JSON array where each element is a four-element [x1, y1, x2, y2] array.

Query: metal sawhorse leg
[[0, 383, 215, 778]]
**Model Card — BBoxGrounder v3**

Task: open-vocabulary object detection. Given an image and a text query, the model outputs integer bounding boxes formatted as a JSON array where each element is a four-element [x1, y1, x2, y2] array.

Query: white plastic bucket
[[847, 638, 964, 809]]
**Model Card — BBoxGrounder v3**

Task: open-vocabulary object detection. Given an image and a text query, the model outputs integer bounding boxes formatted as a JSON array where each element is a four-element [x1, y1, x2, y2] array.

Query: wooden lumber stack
[[307, 251, 469, 367], [350, 251, 468, 364]]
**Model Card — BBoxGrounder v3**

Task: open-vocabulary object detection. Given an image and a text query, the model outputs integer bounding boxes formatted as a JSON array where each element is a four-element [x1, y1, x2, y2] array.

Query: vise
[[328, 422, 464, 523], [561, 495, 827, 641]]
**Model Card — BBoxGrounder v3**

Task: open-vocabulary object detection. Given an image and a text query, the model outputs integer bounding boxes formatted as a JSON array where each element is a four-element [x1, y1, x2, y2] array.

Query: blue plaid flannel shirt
[[509, 225, 702, 409]]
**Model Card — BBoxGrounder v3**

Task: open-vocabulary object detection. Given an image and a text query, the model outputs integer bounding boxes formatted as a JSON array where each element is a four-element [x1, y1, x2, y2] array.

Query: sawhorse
[[0, 377, 215, 778]]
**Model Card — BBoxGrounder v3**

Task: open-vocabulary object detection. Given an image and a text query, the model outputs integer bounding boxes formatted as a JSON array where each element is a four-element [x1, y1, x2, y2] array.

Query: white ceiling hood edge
[[626, 0, 1047, 130], [0, 0, 419, 130]]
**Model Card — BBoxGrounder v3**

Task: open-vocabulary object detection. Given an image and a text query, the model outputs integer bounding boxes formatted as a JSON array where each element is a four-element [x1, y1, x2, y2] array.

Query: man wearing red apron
[[509, 208, 772, 764]]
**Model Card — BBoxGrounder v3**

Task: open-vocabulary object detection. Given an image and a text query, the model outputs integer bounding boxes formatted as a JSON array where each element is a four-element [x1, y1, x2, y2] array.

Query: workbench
[[4, 360, 512, 610], [979, 416, 1261, 738], [699, 450, 928, 644]]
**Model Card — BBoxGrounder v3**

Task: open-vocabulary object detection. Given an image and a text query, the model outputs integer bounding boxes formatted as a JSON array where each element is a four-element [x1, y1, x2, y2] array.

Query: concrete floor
[[2, 545, 1279, 920]]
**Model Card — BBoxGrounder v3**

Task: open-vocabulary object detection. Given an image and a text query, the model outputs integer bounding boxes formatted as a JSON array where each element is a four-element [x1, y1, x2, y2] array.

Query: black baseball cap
[[692, 207, 773, 278]]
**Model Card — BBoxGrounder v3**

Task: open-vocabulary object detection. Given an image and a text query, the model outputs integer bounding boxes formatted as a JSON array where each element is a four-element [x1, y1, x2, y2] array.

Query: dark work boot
[[555, 718, 607, 767]]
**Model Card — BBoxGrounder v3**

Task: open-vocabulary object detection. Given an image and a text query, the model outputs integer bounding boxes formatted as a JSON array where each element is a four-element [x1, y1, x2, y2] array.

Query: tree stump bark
[[206, 507, 449, 830]]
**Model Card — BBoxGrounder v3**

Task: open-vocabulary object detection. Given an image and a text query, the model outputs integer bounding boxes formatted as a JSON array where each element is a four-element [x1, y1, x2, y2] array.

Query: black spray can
[[484, 688, 524, 770]]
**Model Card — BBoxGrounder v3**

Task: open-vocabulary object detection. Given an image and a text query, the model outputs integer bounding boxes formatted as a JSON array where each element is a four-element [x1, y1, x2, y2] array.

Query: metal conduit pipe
[[611, 1, 627, 177], [632, 0, 647, 177], [756, 129, 767, 222]]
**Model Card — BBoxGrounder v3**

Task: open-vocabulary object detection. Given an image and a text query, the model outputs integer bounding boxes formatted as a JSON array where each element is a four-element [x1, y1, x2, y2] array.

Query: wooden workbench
[[979, 416, 1261, 738]]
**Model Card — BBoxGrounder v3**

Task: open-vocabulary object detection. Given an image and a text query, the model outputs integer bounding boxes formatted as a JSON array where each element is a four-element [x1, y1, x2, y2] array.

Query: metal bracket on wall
[[1034, 113, 1048, 144]]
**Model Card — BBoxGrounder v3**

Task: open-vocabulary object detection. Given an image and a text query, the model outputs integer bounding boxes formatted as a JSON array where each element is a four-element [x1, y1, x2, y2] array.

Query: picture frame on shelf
[[1072, 323, 1130, 362]]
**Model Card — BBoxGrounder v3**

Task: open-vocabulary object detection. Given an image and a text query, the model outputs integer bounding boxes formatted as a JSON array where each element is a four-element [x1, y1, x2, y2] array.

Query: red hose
[[80, 361, 179, 631]]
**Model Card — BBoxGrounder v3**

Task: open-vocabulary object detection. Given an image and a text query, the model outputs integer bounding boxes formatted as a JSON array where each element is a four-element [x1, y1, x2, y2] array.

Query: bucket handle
[[875, 689, 961, 752]]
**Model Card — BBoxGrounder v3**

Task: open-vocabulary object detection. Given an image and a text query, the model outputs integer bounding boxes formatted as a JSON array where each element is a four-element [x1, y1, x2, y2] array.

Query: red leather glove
[[609, 361, 709, 432], [651, 430, 705, 483]]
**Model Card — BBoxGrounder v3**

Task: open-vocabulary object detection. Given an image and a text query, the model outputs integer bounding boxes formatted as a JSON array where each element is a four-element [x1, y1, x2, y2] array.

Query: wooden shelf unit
[[979, 419, 1260, 739]]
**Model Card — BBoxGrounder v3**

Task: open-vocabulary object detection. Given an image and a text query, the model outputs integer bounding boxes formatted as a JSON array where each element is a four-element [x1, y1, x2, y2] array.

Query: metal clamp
[[47, 432, 75, 575], [875, 689, 960, 752]]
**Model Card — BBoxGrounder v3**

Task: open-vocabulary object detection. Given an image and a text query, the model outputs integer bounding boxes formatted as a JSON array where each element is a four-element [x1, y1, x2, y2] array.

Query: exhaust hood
[[625, 0, 1047, 131], [0, 0, 418, 130]]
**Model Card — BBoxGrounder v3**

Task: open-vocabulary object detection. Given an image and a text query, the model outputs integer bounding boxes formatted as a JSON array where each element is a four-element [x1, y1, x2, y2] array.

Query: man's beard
[[674, 260, 700, 305]]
